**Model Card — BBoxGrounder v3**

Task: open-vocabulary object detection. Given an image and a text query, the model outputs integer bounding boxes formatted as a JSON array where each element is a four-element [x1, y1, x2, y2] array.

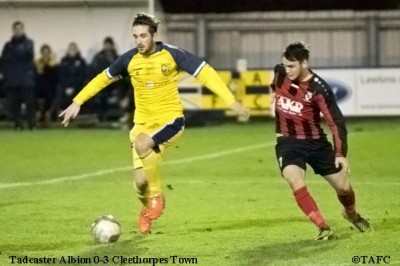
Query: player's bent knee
[[324, 172, 351, 193], [282, 166, 306, 190], [285, 176, 305, 188], [334, 182, 352, 194]]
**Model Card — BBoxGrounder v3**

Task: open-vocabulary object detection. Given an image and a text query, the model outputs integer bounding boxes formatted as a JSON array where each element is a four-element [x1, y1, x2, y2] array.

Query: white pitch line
[[166, 142, 272, 165], [0, 142, 274, 190]]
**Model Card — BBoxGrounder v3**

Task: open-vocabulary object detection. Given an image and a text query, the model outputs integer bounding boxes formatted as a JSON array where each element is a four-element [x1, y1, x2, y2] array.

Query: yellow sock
[[140, 150, 162, 197]]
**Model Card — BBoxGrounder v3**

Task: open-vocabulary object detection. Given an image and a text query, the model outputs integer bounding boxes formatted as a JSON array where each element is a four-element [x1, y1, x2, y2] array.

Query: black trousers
[[7, 86, 36, 128]]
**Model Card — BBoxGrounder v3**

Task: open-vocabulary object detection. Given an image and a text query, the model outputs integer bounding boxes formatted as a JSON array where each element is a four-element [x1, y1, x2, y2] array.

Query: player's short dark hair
[[132, 13, 160, 35], [283, 41, 310, 62], [12, 21, 24, 28]]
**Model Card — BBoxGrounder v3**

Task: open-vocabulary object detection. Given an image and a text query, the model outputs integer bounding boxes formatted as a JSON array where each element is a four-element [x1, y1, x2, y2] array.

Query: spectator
[[35, 44, 58, 126], [88, 37, 121, 121], [0, 56, 6, 119], [0, 55, 5, 97], [1, 21, 36, 130], [89, 37, 118, 77], [57, 42, 86, 112]]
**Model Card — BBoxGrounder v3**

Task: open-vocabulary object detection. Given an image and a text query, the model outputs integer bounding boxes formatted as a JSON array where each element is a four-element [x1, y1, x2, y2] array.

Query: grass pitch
[[0, 119, 399, 265]]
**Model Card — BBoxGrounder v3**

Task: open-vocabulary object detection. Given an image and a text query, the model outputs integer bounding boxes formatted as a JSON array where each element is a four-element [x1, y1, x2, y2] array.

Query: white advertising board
[[317, 68, 400, 116]]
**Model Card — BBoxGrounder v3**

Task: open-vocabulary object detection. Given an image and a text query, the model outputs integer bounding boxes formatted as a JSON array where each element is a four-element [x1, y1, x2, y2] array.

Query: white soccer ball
[[91, 215, 121, 244]]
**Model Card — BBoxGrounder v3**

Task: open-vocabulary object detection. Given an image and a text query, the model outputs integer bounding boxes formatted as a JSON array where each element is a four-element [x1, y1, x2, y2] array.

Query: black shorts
[[275, 136, 342, 176]]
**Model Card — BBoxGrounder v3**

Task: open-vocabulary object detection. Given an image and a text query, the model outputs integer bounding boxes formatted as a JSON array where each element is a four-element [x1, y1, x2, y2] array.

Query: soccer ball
[[91, 215, 121, 244]]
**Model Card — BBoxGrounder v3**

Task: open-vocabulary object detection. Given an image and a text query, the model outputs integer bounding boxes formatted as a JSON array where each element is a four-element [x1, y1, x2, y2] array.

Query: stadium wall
[[165, 11, 400, 69], [0, 0, 166, 61]]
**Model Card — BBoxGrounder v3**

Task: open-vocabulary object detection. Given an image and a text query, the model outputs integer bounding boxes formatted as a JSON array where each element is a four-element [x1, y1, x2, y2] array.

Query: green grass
[[0, 119, 400, 265]]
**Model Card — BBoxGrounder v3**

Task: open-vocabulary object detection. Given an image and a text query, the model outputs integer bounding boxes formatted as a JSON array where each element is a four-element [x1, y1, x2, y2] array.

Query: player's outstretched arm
[[58, 102, 81, 127], [270, 91, 276, 118], [195, 64, 249, 120], [58, 70, 115, 127], [229, 101, 250, 121]]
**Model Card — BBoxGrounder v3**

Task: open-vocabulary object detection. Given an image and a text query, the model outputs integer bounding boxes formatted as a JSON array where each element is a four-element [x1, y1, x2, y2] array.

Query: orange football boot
[[147, 195, 165, 219], [138, 207, 152, 234]]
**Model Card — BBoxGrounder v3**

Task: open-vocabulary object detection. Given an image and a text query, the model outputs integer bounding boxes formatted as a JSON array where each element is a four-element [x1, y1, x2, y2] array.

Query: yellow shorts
[[129, 117, 185, 169]]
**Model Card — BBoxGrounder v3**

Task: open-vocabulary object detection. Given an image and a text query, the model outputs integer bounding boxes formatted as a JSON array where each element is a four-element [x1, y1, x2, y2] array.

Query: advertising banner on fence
[[318, 68, 400, 116], [177, 71, 233, 110], [178, 68, 400, 116], [178, 70, 272, 116]]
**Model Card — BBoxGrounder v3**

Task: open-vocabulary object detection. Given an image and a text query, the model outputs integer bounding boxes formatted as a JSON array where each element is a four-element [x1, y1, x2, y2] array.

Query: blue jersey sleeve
[[163, 44, 205, 77], [106, 48, 138, 78]]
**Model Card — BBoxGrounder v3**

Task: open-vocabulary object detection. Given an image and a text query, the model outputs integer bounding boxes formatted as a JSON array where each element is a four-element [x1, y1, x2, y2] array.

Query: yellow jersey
[[74, 42, 235, 123]]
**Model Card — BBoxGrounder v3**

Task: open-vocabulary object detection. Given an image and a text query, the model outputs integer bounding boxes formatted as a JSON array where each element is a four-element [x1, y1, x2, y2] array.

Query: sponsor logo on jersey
[[276, 95, 304, 115], [132, 67, 142, 76]]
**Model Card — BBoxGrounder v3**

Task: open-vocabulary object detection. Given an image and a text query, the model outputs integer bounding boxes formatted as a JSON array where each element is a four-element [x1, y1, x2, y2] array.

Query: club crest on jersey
[[276, 95, 303, 115], [304, 91, 313, 102], [161, 63, 172, 76]]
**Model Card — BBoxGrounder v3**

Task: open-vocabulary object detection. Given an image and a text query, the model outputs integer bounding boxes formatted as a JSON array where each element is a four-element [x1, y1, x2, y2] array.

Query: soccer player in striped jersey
[[270, 41, 370, 240], [59, 13, 249, 234]]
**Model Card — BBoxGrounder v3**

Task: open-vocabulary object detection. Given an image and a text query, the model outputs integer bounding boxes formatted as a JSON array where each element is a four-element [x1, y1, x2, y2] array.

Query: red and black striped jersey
[[271, 64, 348, 157]]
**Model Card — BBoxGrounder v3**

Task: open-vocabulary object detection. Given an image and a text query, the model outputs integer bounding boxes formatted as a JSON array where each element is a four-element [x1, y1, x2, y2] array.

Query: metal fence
[[165, 11, 400, 69]]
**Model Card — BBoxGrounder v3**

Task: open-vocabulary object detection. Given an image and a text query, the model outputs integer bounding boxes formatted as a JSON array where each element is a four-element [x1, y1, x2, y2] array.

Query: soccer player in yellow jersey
[[59, 13, 249, 234]]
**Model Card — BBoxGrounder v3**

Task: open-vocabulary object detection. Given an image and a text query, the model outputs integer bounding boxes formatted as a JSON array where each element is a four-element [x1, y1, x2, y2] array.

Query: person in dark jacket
[[88, 37, 120, 121], [35, 44, 59, 125], [57, 42, 86, 112], [0, 56, 4, 97], [1, 21, 36, 129], [0, 56, 6, 118]]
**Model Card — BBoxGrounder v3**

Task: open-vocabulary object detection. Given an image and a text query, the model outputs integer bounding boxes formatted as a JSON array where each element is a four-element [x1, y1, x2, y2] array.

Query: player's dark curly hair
[[283, 41, 310, 62], [132, 13, 160, 35]]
